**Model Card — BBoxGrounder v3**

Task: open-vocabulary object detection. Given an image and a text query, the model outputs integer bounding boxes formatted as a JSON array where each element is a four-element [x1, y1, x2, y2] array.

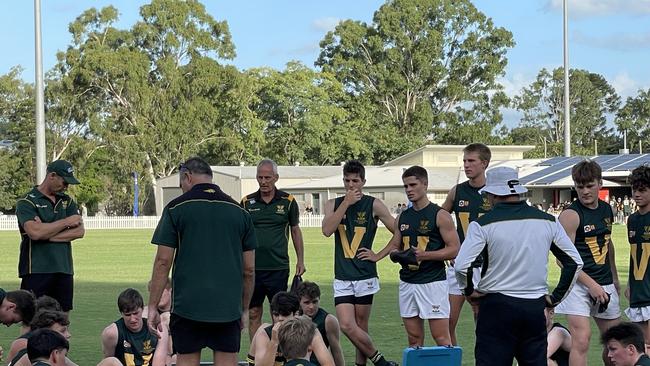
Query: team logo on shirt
[[356, 212, 367, 225], [62, 201, 68, 210], [643, 226, 650, 241], [418, 220, 430, 234], [431, 305, 441, 313], [584, 224, 596, 233], [276, 205, 285, 214], [458, 200, 470, 207], [123, 340, 131, 349], [630, 231, 636, 238], [143, 340, 154, 354], [400, 224, 410, 232], [481, 197, 491, 211], [603, 217, 612, 230], [249, 199, 256, 205]]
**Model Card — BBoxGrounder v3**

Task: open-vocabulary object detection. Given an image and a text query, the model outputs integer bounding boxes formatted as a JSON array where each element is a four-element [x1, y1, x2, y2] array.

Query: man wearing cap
[[454, 167, 583, 366], [15, 160, 84, 313]]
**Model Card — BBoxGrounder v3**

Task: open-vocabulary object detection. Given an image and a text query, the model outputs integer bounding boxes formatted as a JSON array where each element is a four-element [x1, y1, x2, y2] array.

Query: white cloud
[[573, 30, 650, 51], [499, 72, 536, 98], [545, 0, 650, 17], [611, 72, 645, 99], [311, 17, 341, 33]]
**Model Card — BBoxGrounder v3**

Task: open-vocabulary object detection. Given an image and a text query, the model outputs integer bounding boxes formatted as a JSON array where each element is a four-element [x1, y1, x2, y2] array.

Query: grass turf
[[0, 225, 632, 365]]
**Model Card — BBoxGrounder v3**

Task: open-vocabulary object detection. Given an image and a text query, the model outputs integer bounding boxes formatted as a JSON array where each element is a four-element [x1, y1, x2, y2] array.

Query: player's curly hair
[[295, 281, 320, 300], [629, 164, 650, 191]]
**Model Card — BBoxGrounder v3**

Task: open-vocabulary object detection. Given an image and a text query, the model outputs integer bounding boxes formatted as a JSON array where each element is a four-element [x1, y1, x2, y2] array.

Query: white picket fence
[[0, 214, 331, 231]]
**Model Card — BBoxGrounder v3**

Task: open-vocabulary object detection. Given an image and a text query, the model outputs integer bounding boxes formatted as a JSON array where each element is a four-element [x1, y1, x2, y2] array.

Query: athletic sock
[[355, 363, 366, 366], [370, 351, 387, 366]]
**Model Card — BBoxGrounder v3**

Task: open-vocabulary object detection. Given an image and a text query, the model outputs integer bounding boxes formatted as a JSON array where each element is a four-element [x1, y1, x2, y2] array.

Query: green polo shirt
[[15, 187, 78, 276], [241, 189, 299, 270], [152, 183, 257, 323]]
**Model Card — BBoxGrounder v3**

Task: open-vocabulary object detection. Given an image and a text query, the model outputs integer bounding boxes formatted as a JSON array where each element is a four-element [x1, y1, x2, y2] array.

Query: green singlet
[[627, 210, 650, 308], [333, 195, 378, 281]]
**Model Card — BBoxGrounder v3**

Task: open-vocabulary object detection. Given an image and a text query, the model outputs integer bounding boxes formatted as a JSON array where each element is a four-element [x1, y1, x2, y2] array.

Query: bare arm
[[290, 225, 306, 276], [417, 210, 460, 262], [558, 210, 607, 303], [608, 238, 620, 294], [23, 215, 82, 241], [254, 323, 279, 366], [7, 338, 28, 363], [50, 223, 85, 242], [325, 314, 345, 366], [357, 216, 401, 262], [101, 323, 118, 358], [310, 331, 335, 366], [547, 326, 571, 359], [373, 199, 395, 234], [322, 190, 362, 237], [242, 249, 256, 325], [441, 185, 456, 213], [152, 318, 170, 366], [147, 246, 175, 338]]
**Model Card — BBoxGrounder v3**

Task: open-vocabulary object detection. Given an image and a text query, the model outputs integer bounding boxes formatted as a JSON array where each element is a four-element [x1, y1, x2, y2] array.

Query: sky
[[2, 0, 650, 127]]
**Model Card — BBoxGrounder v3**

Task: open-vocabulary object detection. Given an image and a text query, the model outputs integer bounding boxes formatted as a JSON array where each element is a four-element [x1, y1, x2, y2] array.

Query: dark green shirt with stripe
[[398, 202, 446, 284], [310, 308, 329, 366], [152, 183, 257, 323], [334, 195, 378, 281], [113, 318, 158, 366], [566, 199, 614, 285], [15, 186, 79, 276], [241, 190, 299, 270], [627, 211, 650, 308], [452, 181, 491, 243]]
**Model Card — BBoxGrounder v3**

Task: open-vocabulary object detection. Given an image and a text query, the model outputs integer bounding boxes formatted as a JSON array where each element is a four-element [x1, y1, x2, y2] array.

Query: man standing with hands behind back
[[242, 159, 306, 339], [16, 160, 84, 313]]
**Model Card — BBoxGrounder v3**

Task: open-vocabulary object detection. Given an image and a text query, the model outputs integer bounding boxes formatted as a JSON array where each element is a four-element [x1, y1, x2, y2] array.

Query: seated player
[[546, 307, 571, 366], [602, 322, 650, 366], [8, 295, 63, 363], [101, 288, 169, 366], [278, 316, 320, 366], [295, 281, 344, 366], [248, 292, 334, 366], [0, 288, 36, 328], [27, 328, 69, 366], [9, 309, 72, 366]]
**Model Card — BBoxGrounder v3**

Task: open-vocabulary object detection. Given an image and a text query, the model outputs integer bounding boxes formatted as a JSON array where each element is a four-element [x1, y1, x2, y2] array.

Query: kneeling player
[[248, 292, 334, 366], [296, 281, 344, 366], [359, 166, 460, 346]]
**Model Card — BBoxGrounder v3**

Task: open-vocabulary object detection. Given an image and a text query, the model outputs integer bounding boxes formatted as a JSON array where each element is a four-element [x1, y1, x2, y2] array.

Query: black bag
[[389, 247, 418, 266], [289, 275, 303, 294]]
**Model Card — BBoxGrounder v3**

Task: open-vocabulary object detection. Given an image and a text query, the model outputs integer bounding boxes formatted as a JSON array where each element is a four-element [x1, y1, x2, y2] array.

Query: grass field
[[0, 225, 633, 365]]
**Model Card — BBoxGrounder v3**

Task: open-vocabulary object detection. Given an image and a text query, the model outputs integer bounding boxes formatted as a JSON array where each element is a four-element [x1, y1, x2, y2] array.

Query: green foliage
[[616, 89, 650, 153], [317, 0, 515, 162]]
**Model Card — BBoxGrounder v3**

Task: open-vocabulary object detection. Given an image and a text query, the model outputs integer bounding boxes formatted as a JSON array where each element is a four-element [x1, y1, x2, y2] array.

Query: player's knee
[[572, 333, 591, 352], [248, 307, 262, 319], [339, 319, 357, 335]]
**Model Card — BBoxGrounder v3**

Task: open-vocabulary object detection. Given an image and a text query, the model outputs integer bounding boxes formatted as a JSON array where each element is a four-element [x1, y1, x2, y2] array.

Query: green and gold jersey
[[241, 189, 300, 270], [398, 202, 446, 284], [114, 318, 158, 366], [567, 199, 614, 285], [334, 195, 378, 281], [452, 181, 491, 243], [15, 186, 79, 276], [627, 211, 650, 308], [152, 183, 257, 322], [310, 308, 329, 366]]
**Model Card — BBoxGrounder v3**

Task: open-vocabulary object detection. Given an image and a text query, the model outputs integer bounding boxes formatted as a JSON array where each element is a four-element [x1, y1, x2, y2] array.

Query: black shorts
[[169, 313, 241, 354], [250, 269, 289, 308], [21, 273, 73, 311], [334, 294, 374, 306]]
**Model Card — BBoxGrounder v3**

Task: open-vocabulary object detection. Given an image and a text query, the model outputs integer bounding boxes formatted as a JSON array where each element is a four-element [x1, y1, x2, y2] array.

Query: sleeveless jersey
[[310, 308, 329, 366], [549, 323, 570, 366], [285, 359, 317, 366], [398, 202, 446, 284], [627, 211, 650, 308], [114, 318, 158, 366], [264, 325, 287, 366], [334, 195, 378, 280], [566, 199, 614, 285], [452, 181, 491, 243]]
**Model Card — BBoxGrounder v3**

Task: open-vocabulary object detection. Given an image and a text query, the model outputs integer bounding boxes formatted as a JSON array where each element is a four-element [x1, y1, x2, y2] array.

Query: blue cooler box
[[402, 346, 462, 366]]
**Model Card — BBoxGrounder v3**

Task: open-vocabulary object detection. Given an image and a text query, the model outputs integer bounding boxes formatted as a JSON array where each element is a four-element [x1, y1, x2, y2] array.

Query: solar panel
[[537, 156, 571, 166], [599, 154, 643, 170], [591, 155, 619, 165], [609, 154, 650, 171], [521, 156, 583, 185]]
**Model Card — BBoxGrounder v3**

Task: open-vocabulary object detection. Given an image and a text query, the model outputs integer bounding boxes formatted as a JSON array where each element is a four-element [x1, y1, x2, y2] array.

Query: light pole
[[563, 0, 571, 157], [34, 0, 46, 181]]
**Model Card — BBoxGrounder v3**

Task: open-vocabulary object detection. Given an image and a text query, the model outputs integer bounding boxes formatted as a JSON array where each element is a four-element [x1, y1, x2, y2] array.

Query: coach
[[16, 160, 84, 313], [454, 167, 583, 366], [241, 159, 306, 339], [148, 157, 256, 366]]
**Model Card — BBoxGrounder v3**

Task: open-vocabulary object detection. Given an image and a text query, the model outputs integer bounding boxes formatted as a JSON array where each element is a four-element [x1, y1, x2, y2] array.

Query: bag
[[390, 247, 418, 266], [289, 275, 303, 294]]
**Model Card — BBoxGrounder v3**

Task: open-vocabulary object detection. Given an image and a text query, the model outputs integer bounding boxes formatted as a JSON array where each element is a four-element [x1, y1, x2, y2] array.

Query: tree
[[52, 1, 263, 214], [250, 61, 370, 165], [316, 0, 514, 162], [615, 89, 650, 153], [511, 67, 620, 157]]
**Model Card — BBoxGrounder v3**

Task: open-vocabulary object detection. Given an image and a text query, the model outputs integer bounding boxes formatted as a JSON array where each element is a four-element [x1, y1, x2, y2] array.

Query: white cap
[[479, 167, 528, 196]]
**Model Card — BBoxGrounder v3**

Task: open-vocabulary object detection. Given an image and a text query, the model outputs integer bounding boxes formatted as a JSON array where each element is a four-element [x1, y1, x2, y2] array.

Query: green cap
[[47, 160, 80, 185]]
